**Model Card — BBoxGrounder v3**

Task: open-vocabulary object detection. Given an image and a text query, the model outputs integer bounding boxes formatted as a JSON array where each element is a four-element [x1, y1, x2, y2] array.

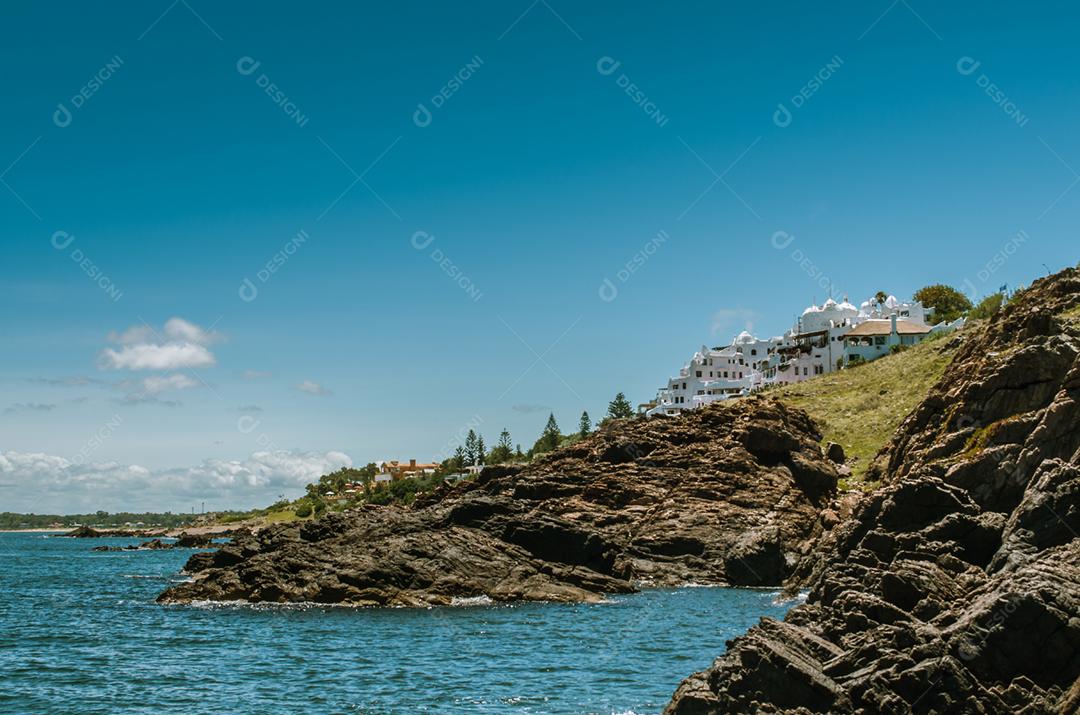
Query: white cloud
[[296, 380, 332, 396], [140, 374, 200, 394], [4, 403, 57, 415], [29, 375, 109, 387], [0, 449, 352, 513], [164, 317, 220, 345], [100, 343, 216, 371], [711, 308, 759, 337], [99, 318, 219, 371], [107, 325, 156, 345]]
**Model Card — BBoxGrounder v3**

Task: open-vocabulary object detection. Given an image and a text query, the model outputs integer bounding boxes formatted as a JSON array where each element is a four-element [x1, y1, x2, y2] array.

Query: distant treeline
[[0, 511, 202, 530]]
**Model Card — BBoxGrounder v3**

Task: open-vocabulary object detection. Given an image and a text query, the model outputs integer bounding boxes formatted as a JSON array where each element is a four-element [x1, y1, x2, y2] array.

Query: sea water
[[0, 532, 796, 714]]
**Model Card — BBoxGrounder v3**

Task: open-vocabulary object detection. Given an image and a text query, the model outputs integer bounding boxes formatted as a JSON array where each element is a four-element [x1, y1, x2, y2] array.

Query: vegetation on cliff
[[774, 331, 957, 487]]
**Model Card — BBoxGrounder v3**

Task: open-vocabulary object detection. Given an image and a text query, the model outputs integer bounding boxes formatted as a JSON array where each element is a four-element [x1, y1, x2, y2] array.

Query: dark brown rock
[[159, 398, 839, 606], [666, 267, 1080, 714]]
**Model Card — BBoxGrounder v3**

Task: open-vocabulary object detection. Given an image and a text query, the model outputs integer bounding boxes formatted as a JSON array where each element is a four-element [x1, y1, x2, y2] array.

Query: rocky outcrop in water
[[90, 532, 221, 552], [666, 268, 1080, 714], [61, 526, 164, 538], [159, 399, 839, 606]]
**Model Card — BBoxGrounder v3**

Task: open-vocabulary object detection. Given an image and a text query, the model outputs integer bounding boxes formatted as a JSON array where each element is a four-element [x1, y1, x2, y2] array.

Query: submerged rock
[[61, 525, 164, 538], [159, 399, 839, 607], [90, 533, 223, 552], [666, 267, 1080, 714]]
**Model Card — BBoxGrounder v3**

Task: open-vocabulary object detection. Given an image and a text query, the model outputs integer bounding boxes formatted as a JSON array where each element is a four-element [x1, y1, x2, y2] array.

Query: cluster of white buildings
[[644, 294, 963, 418]]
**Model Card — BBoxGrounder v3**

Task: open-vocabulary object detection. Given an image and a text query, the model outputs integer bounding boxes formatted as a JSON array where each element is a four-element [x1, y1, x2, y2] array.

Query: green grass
[[773, 333, 957, 487], [261, 509, 300, 524]]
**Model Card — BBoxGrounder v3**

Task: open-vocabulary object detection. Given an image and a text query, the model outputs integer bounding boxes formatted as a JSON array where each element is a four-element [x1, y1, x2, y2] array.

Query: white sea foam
[[771, 589, 809, 606], [450, 595, 494, 607]]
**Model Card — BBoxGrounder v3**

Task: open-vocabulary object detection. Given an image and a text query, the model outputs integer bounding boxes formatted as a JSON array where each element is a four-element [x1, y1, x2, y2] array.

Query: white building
[[843, 314, 933, 363], [646, 293, 950, 417], [646, 341, 762, 417]]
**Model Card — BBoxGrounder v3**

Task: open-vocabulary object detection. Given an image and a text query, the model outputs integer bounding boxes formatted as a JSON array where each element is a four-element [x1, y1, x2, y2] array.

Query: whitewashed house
[[646, 342, 760, 417], [843, 314, 933, 363], [646, 292, 953, 417]]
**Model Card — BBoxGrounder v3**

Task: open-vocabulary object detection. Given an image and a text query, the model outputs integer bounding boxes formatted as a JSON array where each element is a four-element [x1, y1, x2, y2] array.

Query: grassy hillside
[[772, 332, 957, 488]]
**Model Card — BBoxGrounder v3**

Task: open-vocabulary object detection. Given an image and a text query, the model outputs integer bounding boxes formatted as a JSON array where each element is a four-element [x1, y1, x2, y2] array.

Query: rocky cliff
[[666, 267, 1080, 714], [159, 399, 839, 606]]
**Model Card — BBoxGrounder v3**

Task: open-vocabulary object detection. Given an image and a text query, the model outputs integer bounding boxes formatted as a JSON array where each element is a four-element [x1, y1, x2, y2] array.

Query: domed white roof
[[885, 295, 899, 309], [802, 304, 821, 316], [838, 299, 859, 312], [735, 330, 755, 343], [822, 297, 838, 309]]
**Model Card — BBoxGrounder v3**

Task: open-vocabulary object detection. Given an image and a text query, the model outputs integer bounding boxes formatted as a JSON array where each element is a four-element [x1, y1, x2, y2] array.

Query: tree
[[969, 292, 1005, 320], [579, 411, 592, 438], [489, 429, 514, 464], [464, 430, 478, 466], [874, 290, 888, 307], [475, 435, 486, 465], [533, 413, 562, 455], [607, 392, 634, 420], [452, 446, 466, 471], [913, 284, 972, 324]]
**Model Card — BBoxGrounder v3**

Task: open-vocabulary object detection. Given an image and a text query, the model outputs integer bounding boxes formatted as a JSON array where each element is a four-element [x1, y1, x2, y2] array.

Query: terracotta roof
[[845, 319, 931, 337]]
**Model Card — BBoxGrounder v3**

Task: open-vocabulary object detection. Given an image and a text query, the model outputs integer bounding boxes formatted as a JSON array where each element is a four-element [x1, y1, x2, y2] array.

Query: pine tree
[[464, 430, 478, 466], [476, 435, 486, 465], [579, 411, 591, 438], [453, 446, 465, 471], [488, 428, 513, 464], [535, 413, 561, 453], [607, 392, 633, 420]]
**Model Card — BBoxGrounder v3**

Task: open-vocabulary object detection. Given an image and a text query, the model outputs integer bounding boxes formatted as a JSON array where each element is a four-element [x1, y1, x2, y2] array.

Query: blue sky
[[2, 1, 1077, 512]]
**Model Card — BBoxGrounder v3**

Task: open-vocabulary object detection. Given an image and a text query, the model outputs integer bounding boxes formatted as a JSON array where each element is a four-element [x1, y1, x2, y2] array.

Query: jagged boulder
[[159, 398, 839, 606], [666, 267, 1080, 714]]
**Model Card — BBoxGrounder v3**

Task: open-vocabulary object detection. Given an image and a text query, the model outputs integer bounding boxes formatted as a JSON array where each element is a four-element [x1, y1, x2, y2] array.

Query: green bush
[[969, 292, 1005, 320], [295, 503, 313, 518]]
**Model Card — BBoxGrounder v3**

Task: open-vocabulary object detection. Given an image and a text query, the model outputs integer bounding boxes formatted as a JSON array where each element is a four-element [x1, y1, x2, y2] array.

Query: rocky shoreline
[[158, 398, 842, 606], [154, 268, 1080, 712], [665, 268, 1080, 713]]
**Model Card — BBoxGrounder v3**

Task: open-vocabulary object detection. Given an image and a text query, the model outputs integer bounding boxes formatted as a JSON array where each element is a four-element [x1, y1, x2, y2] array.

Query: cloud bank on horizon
[[0, 448, 352, 514], [3, 316, 346, 513]]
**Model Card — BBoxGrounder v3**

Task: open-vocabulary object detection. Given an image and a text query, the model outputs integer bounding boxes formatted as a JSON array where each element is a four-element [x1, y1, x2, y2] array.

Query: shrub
[[913, 284, 973, 323], [969, 292, 1005, 320]]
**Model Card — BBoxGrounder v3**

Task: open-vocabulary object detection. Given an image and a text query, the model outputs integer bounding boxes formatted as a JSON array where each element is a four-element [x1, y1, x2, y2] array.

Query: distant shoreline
[[0, 524, 248, 536]]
